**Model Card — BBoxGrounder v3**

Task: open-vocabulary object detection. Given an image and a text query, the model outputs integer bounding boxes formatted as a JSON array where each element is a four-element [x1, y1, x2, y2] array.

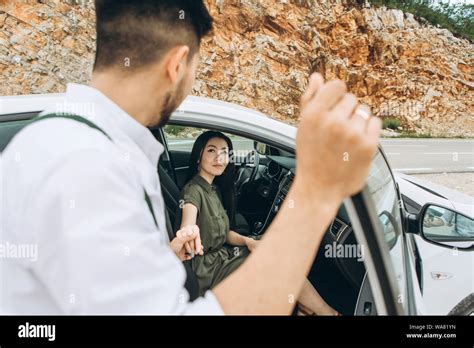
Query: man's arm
[[213, 75, 381, 314], [214, 184, 339, 314]]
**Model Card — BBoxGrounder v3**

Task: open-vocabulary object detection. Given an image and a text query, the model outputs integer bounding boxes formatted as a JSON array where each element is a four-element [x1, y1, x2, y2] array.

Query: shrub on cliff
[[369, 0, 473, 42]]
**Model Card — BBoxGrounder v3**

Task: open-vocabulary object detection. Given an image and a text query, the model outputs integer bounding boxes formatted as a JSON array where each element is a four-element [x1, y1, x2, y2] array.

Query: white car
[[1, 93, 473, 315], [395, 172, 473, 314]]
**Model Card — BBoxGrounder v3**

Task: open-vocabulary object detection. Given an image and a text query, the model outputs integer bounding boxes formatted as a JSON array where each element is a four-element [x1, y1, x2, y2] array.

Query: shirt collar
[[193, 174, 216, 194], [64, 83, 164, 167]]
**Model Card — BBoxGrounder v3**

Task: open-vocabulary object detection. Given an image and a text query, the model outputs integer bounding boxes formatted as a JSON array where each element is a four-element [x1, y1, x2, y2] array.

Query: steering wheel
[[235, 150, 260, 196]]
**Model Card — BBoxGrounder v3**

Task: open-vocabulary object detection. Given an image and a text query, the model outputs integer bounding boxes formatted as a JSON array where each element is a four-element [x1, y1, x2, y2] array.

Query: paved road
[[380, 139, 474, 174], [169, 138, 474, 174]]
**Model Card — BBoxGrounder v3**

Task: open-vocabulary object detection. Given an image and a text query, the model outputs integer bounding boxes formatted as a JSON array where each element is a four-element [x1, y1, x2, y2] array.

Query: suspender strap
[[144, 189, 159, 228], [32, 113, 113, 141]]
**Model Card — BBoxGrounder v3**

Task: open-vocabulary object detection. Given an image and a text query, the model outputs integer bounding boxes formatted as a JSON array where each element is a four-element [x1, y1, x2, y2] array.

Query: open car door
[[344, 149, 416, 315]]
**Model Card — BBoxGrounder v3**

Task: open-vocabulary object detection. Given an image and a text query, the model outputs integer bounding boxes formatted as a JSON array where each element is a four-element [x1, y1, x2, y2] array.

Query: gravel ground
[[413, 173, 474, 197]]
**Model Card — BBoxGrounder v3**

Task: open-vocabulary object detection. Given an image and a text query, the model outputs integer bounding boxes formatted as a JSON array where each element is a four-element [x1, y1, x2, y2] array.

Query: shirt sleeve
[[27, 148, 223, 315], [182, 183, 202, 214]]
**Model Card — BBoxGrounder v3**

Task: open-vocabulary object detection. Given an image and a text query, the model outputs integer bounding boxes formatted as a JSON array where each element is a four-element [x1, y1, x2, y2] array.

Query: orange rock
[[0, 0, 472, 136]]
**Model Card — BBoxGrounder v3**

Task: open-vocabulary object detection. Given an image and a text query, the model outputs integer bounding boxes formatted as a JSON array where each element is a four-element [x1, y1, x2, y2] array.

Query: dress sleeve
[[182, 183, 202, 214]]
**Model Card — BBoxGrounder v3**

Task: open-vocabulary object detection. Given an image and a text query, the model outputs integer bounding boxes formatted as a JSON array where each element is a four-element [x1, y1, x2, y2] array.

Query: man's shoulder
[[2, 112, 131, 192], [3, 112, 117, 163]]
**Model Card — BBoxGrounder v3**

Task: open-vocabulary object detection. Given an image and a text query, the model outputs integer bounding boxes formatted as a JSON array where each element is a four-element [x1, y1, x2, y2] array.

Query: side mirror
[[419, 204, 474, 250], [254, 141, 268, 155]]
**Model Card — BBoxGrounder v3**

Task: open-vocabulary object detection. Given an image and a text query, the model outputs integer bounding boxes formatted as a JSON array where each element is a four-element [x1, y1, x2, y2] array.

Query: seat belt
[[163, 205, 174, 244]]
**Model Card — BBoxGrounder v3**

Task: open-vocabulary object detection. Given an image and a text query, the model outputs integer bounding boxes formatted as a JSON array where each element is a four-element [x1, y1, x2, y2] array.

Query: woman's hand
[[245, 237, 260, 252], [297, 302, 341, 316], [170, 225, 204, 261]]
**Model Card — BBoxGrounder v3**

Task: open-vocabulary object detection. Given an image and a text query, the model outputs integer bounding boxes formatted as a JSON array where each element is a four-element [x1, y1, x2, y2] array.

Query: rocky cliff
[[0, 0, 95, 94], [1, 0, 473, 136]]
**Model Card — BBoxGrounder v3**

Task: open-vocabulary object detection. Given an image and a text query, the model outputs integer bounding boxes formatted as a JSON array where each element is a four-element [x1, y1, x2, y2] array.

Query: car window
[[163, 125, 206, 153], [163, 125, 253, 162], [366, 151, 407, 311]]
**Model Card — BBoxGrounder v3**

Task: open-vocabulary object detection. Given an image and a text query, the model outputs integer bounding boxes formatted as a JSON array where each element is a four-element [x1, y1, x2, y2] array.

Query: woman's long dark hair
[[186, 131, 236, 229]]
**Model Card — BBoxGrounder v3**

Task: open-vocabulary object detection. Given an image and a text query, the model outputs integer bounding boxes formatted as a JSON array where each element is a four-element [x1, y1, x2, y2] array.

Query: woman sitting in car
[[175, 130, 340, 315]]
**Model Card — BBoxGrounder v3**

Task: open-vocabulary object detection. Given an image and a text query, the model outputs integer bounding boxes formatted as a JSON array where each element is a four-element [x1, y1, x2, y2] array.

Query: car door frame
[[344, 147, 422, 315]]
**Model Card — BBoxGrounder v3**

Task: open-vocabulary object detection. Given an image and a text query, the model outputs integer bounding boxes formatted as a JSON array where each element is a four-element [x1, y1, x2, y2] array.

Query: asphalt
[[380, 139, 474, 174]]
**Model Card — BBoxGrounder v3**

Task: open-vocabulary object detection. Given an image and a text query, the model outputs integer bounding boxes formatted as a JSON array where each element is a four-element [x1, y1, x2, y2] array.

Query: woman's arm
[[177, 203, 202, 256], [226, 230, 249, 246], [227, 231, 260, 252], [180, 203, 198, 227]]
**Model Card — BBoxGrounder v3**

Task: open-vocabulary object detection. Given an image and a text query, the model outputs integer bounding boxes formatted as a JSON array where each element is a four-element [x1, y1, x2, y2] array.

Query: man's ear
[[164, 45, 190, 85]]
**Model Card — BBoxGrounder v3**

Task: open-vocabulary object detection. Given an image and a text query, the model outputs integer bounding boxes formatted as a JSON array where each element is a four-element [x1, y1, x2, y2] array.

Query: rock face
[[0, 0, 95, 95], [0, 0, 472, 136]]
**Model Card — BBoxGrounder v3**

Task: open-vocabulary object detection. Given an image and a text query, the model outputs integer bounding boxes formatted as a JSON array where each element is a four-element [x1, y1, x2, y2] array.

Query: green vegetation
[[398, 130, 434, 138], [370, 0, 473, 42], [383, 130, 469, 138], [382, 117, 401, 130], [164, 125, 186, 136]]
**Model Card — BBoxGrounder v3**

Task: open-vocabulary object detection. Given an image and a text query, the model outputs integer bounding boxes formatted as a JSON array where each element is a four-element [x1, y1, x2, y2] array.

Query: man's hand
[[295, 73, 381, 201], [170, 225, 203, 261]]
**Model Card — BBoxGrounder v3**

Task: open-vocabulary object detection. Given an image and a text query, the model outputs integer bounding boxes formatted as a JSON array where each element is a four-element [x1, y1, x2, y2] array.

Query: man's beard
[[156, 79, 186, 128]]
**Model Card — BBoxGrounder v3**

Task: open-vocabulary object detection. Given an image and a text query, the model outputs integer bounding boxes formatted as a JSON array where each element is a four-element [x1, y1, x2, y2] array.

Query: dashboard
[[256, 155, 366, 290], [259, 155, 352, 234]]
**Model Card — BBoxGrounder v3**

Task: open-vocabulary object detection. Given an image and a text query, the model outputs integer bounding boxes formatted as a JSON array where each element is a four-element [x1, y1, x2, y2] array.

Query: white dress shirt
[[0, 83, 223, 314]]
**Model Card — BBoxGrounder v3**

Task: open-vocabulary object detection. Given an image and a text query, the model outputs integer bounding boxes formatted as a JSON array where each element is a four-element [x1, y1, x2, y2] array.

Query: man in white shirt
[[0, 0, 381, 314]]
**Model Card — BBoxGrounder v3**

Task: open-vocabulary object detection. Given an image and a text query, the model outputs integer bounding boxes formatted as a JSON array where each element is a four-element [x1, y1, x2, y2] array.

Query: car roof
[[0, 93, 297, 150], [0, 93, 68, 115]]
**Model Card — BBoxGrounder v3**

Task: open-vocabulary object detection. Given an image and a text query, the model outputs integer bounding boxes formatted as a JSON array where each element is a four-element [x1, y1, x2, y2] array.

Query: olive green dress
[[178, 174, 250, 296]]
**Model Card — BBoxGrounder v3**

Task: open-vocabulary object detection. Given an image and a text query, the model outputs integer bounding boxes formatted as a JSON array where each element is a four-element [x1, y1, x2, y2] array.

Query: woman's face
[[198, 137, 230, 177]]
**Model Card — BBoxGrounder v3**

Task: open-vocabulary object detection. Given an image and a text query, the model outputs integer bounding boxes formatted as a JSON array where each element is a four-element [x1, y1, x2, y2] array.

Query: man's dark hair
[[93, 0, 213, 72]]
